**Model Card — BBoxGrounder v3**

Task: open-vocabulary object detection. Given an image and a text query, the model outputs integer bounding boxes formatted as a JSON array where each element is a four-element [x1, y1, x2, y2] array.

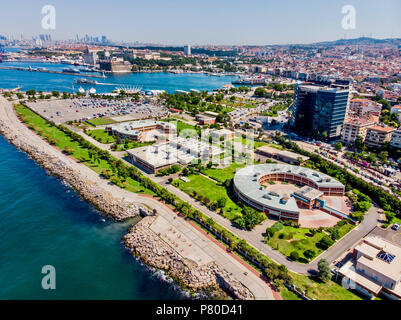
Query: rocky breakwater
[[0, 118, 145, 221], [123, 216, 254, 300]]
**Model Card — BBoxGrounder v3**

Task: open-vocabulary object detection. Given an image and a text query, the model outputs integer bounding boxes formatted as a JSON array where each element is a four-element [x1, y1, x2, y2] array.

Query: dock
[[0, 66, 106, 78]]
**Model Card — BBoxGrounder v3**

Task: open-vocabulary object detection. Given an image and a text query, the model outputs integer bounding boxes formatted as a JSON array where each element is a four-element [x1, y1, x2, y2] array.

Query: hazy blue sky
[[1, 0, 401, 45]]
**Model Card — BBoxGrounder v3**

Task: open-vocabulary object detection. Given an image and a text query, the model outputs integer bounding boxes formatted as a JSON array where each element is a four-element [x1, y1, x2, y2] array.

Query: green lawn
[[280, 287, 302, 300], [290, 273, 364, 300], [114, 141, 154, 151], [173, 174, 242, 220], [266, 222, 355, 263], [164, 119, 196, 134], [266, 226, 326, 262], [86, 118, 117, 126], [15, 104, 154, 196], [86, 129, 117, 144], [201, 162, 246, 183]]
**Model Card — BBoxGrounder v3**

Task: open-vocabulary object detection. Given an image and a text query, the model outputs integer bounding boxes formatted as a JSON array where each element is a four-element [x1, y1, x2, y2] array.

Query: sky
[[1, 0, 401, 45]]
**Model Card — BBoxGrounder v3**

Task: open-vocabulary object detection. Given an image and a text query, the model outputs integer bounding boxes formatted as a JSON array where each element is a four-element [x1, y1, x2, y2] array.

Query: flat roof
[[294, 186, 324, 201], [256, 146, 310, 162], [356, 236, 401, 281], [108, 120, 176, 136], [233, 164, 344, 214]]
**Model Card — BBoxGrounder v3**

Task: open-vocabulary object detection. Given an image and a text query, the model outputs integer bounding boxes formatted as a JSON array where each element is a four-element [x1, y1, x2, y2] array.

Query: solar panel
[[378, 252, 396, 263]]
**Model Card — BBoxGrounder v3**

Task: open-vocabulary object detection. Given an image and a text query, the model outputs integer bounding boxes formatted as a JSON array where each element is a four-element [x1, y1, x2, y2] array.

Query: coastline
[[0, 96, 262, 300]]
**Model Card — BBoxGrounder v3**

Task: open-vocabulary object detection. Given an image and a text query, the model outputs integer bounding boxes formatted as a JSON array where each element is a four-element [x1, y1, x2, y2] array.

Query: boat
[[75, 78, 98, 85], [63, 68, 80, 74], [79, 67, 96, 73]]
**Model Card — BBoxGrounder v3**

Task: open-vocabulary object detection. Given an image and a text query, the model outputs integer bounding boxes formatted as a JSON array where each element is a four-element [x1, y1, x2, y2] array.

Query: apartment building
[[390, 128, 401, 149], [341, 116, 378, 145], [364, 125, 396, 149]]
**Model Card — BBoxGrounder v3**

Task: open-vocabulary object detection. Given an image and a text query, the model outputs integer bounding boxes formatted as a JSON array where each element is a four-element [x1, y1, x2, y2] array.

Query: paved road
[[0, 98, 274, 300], [72, 122, 381, 275]]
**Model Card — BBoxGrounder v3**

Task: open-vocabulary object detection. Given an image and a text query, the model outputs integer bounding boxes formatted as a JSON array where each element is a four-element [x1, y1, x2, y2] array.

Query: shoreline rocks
[[124, 216, 254, 300]]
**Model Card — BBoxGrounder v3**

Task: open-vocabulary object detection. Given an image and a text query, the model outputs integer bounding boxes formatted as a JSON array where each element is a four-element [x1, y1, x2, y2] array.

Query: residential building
[[341, 116, 378, 145], [339, 235, 401, 299], [290, 84, 350, 139], [364, 125, 396, 149], [184, 45, 191, 56], [390, 128, 401, 149], [390, 105, 401, 122]]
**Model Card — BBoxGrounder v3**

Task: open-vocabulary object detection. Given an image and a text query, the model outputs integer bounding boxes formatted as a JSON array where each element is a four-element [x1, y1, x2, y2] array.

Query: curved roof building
[[233, 164, 345, 221]]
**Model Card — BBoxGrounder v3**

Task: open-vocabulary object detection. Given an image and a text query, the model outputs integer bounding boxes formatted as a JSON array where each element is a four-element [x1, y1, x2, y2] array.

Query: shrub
[[303, 249, 316, 259], [318, 235, 335, 250], [266, 221, 284, 238], [289, 251, 299, 261]]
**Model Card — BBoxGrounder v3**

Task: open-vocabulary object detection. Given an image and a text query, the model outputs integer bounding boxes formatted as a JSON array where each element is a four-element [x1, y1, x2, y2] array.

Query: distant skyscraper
[[290, 84, 350, 140], [101, 35, 107, 44], [184, 45, 191, 56]]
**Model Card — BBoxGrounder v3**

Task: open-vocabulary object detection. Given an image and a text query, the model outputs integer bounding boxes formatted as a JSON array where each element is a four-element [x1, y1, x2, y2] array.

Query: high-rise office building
[[184, 45, 191, 56], [290, 84, 350, 139]]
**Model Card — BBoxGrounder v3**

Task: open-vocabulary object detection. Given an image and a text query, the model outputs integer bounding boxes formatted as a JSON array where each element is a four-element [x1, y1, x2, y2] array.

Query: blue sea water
[[0, 61, 237, 94], [0, 136, 184, 299]]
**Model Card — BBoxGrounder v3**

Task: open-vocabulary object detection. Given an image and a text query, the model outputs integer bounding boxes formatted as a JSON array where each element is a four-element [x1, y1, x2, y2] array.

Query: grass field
[[201, 162, 246, 183], [86, 129, 117, 144], [280, 287, 302, 300], [86, 118, 118, 126], [290, 273, 364, 300], [173, 174, 242, 220], [164, 119, 196, 134], [15, 104, 154, 196], [266, 222, 354, 262]]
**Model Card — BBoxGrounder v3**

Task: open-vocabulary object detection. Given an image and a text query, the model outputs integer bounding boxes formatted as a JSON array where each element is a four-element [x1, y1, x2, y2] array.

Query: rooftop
[[233, 164, 344, 214]]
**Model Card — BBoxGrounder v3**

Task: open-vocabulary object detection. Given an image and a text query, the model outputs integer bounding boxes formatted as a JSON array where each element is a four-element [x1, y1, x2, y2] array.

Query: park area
[[265, 220, 354, 263], [173, 173, 242, 221], [14, 104, 154, 196]]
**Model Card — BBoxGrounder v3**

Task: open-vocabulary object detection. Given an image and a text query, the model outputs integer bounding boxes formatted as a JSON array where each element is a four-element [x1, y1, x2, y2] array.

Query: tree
[[318, 235, 334, 250], [217, 198, 227, 208], [303, 249, 316, 259], [335, 142, 343, 151], [317, 259, 331, 282], [289, 251, 299, 261], [378, 151, 388, 163], [254, 87, 267, 98]]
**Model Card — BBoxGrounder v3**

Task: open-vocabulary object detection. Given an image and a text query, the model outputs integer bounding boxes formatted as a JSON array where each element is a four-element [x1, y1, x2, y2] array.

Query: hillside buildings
[[290, 84, 350, 140]]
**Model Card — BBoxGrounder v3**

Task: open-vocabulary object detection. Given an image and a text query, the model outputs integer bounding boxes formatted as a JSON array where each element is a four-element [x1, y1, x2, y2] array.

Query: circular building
[[233, 164, 345, 221]]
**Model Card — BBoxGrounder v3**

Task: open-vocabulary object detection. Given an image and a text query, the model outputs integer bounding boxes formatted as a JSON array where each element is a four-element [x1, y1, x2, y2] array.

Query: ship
[[75, 78, 98, 85], [62, 67, 80, 74], [79, 67, 96, 73]]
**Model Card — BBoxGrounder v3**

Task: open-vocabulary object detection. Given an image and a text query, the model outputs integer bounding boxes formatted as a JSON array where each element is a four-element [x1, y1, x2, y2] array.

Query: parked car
[[392, 223, 400, 231]]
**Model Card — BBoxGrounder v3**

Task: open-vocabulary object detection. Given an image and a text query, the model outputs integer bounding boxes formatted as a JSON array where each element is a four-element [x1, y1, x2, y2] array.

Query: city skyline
[[1, 0, 401, 45]]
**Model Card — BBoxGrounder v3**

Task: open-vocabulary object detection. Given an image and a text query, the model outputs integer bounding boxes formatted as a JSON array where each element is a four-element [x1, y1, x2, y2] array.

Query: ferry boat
[[62, 67, 80, 74], [75, 78, 98, 85]]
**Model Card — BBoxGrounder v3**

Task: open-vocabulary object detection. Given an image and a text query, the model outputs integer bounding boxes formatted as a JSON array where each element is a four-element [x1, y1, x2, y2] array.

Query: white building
[[184, 45, 191, 56], [390, 128, 401, 149]]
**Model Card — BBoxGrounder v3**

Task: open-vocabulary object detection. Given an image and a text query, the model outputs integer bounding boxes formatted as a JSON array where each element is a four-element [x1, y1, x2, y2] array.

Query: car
[[392, 223, 400, 231]]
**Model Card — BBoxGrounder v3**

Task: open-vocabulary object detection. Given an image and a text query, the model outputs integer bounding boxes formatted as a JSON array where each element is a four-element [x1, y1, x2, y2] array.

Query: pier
[[0, 66, 106, 78]]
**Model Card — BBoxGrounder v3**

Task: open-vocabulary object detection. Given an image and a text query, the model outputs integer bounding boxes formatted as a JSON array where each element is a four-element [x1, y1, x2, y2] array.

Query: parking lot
[[27, 98, 169, 125]]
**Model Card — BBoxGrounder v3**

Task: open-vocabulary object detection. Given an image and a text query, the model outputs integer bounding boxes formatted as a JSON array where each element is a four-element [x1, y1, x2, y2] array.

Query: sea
[[0, 135, 187, 299], [0, 48, 235, 299]]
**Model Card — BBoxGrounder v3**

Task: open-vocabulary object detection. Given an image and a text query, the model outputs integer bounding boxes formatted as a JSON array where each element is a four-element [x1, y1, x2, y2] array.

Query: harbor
[[0, 65, 106, 78]]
